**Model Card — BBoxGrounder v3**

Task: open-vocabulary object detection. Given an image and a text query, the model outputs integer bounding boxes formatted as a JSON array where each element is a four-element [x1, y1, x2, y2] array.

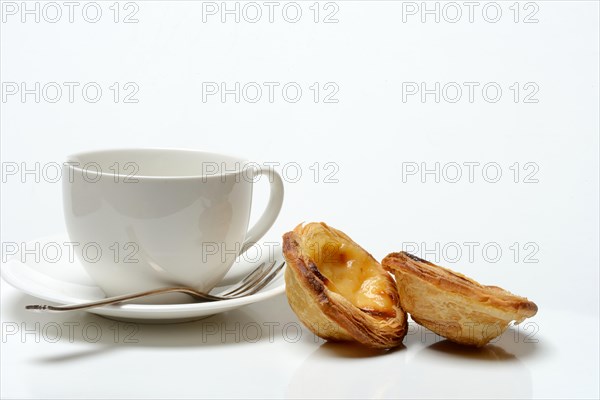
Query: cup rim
[[65, 147, 252, 180]]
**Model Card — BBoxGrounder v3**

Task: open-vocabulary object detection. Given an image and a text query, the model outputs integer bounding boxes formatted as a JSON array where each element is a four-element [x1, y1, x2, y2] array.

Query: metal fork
[[25, 260, 285, 312]]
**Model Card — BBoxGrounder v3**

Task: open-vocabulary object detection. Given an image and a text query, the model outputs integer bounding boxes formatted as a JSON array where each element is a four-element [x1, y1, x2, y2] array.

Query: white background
[[1, 1, 599, 398]]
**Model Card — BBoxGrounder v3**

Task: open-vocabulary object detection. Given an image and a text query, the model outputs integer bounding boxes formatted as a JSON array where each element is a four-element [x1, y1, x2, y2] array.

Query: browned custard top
[[298, 223, 395, 313]]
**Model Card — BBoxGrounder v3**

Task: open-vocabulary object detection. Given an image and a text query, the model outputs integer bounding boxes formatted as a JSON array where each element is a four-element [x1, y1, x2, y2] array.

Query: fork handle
[[25, 287, 220, 312]]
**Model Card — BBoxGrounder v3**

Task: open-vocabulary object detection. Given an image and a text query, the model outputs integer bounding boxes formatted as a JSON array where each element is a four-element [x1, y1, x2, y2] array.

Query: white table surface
[[1, 280, 599, 399], [1, 1, 599, 398]]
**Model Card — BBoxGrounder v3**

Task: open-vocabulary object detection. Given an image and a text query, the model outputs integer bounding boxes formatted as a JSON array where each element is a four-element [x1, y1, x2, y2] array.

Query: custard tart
[[382, 252, 538, 347], [283, 223, 408, 349]]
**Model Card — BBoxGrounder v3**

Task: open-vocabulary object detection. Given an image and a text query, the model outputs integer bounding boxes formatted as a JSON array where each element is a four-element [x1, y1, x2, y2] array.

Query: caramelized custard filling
[[300, 227, 394, 313]]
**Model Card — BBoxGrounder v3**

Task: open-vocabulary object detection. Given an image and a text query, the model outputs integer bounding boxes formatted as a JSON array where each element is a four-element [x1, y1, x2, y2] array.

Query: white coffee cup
[[62, 148, 284, 301]]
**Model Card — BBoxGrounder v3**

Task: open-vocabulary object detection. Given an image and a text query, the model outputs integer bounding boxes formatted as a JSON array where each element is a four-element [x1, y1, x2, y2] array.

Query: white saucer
[[1, 235, 285, 323]]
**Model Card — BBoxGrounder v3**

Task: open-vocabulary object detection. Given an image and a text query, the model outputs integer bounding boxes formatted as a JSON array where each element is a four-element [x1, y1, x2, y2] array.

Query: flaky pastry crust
[[283, 223, 408, 349], [382, 252, 538, 347]]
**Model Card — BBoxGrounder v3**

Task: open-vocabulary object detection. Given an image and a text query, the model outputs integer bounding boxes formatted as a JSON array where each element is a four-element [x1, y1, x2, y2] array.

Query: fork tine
[[236, 261, 267, 285], [214, 261, 266, 297], [240, 261, 285, 297], [221, 260, 276, 296]]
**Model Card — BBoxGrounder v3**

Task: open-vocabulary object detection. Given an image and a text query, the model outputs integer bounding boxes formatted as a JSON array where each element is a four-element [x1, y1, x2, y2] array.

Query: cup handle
[[240, 166, 284, 254]]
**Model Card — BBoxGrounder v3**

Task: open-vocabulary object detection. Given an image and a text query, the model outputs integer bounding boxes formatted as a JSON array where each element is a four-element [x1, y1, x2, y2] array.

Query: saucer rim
[[1, 258, 285, 314], [0, 235, 286, 316]]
